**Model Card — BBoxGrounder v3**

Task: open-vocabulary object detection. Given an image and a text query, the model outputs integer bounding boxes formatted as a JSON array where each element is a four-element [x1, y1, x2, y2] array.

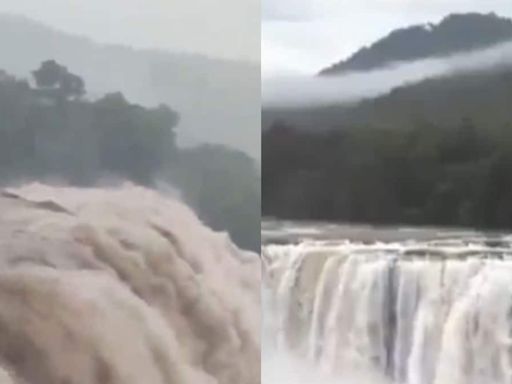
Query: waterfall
[[0, 183, 260, 384], [262, 239, 512, 384]]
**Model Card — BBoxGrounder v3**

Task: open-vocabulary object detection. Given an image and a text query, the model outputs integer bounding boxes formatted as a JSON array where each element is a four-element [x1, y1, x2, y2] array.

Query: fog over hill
[[265, 40, 512, 108], [262, 40, 512, 130], [263, 13, 512, 131], [0, 14, 260, 160]]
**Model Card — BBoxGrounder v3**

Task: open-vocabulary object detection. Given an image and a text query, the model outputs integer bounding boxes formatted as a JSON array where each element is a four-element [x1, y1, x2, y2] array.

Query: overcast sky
[[262, 0, 512, 76], [0, 0, 259, 62]]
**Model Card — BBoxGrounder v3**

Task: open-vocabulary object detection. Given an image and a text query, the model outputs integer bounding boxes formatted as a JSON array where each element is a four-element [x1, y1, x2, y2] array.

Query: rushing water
[[0, 183, 260, 384], [262, 220, 512, 384]]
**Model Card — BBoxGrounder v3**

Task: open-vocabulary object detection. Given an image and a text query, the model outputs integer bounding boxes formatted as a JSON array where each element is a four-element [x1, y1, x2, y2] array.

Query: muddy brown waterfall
[[0, 183, 260, 384]]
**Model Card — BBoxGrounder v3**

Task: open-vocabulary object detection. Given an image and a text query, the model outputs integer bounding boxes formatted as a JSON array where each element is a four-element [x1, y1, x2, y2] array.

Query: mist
[[262, 40, 512, 108]]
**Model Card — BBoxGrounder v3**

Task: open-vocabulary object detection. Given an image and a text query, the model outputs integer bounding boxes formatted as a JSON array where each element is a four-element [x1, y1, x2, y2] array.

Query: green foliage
[[93, 93, 178, 184], [263, 118, 512, 230], [0, 68, 179, 184], [33, 60, 85, 100], [171, 145, 261, 251]]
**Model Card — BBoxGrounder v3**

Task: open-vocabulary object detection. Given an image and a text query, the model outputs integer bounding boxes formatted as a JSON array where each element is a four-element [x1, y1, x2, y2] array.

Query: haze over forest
[[0, 14, 260, 160]]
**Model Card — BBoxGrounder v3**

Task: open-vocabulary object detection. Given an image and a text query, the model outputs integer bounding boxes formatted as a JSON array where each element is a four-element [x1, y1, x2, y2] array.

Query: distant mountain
[[320, 12, 512, 75], [0, 14, 260, 159]]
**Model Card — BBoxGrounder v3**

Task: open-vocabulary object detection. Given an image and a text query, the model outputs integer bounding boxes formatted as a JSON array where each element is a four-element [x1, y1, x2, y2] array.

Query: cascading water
[[262, 224, 512, 384], [0, 183, 260, 384]]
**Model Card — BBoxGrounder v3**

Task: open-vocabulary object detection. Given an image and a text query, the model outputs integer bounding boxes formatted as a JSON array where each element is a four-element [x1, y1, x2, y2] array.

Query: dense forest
[[0, 61, 260, 251], [263, 63, 512, 229], [263, 116, 512, 228]]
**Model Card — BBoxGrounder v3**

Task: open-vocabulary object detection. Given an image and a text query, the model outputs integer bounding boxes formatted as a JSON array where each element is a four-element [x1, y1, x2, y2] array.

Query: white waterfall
[[262, 238, 512, 384]]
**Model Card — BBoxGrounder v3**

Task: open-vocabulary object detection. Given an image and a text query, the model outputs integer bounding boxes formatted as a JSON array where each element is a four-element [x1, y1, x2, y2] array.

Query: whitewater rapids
[[0, 183, 260, 384], [262, 236, 512, 384]]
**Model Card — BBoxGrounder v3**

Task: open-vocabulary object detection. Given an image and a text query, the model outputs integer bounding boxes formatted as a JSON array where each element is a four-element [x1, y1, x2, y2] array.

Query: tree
[[32, 60, 64, 88], [60, 72, 85, 99], [32, 60, 85, 100]]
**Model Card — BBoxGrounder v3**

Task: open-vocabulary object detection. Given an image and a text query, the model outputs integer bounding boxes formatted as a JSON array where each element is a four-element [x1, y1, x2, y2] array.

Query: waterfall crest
[[263, 239, 512, 384]]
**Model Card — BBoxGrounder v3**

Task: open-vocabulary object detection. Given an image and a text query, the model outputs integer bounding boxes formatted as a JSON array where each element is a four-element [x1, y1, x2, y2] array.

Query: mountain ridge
[[320, 12, 512, 75], [0, 13, 258, 66]]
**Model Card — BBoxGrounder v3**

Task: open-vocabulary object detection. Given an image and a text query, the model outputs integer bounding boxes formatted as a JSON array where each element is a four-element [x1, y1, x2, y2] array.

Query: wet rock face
[[0, 183, 261, 384]]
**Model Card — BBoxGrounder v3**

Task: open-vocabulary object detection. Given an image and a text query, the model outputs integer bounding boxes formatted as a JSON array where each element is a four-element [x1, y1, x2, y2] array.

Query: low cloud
[[262, 40, 512, 108]]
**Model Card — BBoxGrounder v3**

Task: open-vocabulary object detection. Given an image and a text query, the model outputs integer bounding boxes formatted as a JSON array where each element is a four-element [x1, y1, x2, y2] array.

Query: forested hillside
[[263, 114, 512, 228]]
